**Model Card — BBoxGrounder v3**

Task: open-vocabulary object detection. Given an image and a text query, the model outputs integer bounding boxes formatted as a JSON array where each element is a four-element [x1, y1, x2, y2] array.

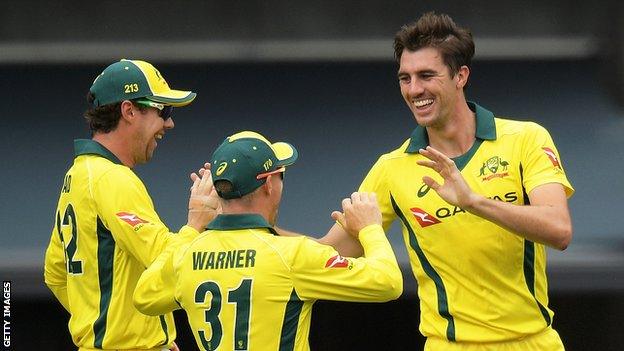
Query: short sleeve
[[520, 123, 574, 198]]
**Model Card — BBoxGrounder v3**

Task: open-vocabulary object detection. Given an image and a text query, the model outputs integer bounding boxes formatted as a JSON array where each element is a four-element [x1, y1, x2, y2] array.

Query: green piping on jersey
[[278, 289, 303, 351], [391, 194, 456, 341], [93, 217, 116, 348], [159, 315, 169, 346], [451, 139, 483, 171], [208, 214, 278, 235], [523, 240, 552, 326], [74, 139, 123, 165], [405, 101, 497, 154], [519, 163, 551, 326]]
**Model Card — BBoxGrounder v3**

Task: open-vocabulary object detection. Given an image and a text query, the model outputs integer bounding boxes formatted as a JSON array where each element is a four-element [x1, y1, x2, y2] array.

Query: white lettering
[[3, 320, 10, 346], [3, 281, 10, 346]]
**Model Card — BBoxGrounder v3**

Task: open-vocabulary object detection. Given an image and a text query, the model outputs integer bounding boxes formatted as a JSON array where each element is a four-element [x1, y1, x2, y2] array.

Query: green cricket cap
[[212, 131, 298, 199], [89, 59, 196, 107]]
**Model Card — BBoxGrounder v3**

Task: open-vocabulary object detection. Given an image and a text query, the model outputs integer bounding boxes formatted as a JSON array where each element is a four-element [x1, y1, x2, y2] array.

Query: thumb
[[331, 211, 346, 228]]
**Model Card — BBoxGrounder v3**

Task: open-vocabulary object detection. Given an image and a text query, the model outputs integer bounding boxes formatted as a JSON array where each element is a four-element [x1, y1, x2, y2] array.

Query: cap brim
[[272, 142, 298, 166], [147, 90, 197, 107]]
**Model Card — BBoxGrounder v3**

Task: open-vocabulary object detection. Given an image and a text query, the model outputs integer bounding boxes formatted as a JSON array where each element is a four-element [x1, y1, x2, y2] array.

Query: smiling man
[[44, 59, 218, 351], [320, 12, 574, 351]]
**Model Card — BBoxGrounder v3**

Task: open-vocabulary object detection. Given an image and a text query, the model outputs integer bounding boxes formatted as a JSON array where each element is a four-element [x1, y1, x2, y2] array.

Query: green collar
[[207, 214, 277, 235], [405, 101, 497, 153], [74, 139, 123, 165]]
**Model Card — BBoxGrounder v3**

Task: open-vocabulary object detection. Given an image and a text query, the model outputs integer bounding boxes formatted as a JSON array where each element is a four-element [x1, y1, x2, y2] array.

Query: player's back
[[174, 226, 314, 351], [45, 148, 175, 349]]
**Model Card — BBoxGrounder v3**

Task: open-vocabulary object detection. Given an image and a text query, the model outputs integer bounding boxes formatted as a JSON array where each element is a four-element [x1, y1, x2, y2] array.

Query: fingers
[[331, 210, 346, 228], [189, 172, 201, 192], [199, 169, 213, 187], [350, 192, 361, 204], [422, 176, 440, 190], [342, 197, 352, 211], [419, 146, 456, 167]]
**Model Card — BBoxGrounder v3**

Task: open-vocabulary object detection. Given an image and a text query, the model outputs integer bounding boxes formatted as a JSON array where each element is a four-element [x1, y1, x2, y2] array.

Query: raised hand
[[417, 146, 479, 209], [187, 163, 221, 231], [331, 192, 382, 238]]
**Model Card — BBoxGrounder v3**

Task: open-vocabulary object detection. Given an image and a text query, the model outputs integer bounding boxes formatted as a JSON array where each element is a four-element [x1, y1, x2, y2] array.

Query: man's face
[[131, 105, 175, 165], [397, 47, 461, 129]]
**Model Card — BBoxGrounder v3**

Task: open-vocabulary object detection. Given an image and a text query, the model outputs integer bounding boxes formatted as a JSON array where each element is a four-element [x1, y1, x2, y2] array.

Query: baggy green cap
[[89, 59, 196, 107], [211, 131, 298, 199]]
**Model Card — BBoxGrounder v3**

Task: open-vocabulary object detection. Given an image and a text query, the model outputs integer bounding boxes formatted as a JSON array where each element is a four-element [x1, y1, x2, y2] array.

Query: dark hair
[[214, 179, 256, 203], [83, 91, 147, 134], [393, 12, 475, 76], [214, 180, 234, 195]]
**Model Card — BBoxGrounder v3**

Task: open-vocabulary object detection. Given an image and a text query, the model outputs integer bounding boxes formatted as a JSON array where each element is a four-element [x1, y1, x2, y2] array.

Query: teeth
[[414, 99, 434, 107], [155, 135, 163, 140]]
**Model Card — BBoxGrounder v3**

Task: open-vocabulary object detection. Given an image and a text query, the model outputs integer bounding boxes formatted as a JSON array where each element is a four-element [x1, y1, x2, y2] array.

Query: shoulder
[[494, 117, 552, 141], [374, 138, 412, 165]]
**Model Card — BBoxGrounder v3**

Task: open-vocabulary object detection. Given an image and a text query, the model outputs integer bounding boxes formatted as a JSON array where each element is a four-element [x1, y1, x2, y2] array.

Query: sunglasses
[[256, 166, 285, 180], [134, 99, 173, 119]]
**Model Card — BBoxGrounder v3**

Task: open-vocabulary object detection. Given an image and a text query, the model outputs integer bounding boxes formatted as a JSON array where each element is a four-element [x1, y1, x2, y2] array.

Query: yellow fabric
[[79, 347, 167, 351], [425, 327, 564, 351], [134, 222, 402, 351], [359, 118, 573, 343], [44, 151, 199, 349]]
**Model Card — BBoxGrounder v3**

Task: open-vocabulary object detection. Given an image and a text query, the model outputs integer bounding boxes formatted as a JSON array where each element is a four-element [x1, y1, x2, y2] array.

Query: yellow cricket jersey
[[359, 102, 574, 343], [133, 214, 403, 351], [44, 139, 199, 350]]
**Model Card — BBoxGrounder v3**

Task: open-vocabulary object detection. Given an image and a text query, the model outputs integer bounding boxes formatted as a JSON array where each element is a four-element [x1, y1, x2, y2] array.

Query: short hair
[[83, 92, 148, 134], [393, 12, 475, 76], [214, 180, 256, 204]]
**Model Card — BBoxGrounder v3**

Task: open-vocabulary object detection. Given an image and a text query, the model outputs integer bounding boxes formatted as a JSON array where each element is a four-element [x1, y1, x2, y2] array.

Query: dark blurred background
[[1, 1, 624, 350]]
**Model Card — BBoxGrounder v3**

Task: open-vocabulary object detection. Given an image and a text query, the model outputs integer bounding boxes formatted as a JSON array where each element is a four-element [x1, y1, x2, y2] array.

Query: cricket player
[[133, 131, 403, 351], [44, 59, 218, 350], [319, 13, 574, 350]]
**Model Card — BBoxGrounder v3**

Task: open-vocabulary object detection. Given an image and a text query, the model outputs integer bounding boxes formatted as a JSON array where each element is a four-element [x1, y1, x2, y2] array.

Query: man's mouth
[[413, 98, 434, 108]]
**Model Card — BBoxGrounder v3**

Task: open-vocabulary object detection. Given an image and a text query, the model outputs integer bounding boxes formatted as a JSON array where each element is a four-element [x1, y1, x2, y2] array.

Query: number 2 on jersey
[[195, 278, 252, 350], [56, 203, 83, 274]]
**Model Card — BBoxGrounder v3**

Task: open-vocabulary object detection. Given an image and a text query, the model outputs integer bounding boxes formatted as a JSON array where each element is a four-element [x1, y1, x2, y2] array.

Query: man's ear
[[456, 65, 470, 89], [120, 100, 136, 123], [262, 175, 274, 196]]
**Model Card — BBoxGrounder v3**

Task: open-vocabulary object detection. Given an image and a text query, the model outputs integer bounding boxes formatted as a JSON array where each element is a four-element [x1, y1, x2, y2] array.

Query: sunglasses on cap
[[134, 99, 173, 119], [257, 166, 285, 180]]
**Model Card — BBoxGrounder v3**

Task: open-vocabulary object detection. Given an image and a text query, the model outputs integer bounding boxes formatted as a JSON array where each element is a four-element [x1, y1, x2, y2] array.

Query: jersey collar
[[74, 139, 123, 165], [207, 214, 278, 235], [405, 101, 497, 153]]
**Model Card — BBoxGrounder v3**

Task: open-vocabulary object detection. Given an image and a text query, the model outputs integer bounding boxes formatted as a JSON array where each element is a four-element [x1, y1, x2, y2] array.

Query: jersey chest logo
[[116, 212, 149, 227], [478, 155, 510, 182], [409, 207, 441, 227]]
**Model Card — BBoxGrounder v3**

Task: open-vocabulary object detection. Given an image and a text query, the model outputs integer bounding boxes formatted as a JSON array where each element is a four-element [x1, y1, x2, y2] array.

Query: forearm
[[318, 223, 364, 257], [465, 195, 572, 250]]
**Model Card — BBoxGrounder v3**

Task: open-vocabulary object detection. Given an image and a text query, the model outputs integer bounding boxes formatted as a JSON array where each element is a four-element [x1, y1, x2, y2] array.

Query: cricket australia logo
[[478, 156, 510, 181]]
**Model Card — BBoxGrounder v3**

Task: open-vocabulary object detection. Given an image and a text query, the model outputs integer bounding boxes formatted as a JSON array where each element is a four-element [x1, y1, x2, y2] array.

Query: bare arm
[[318, 223, 364, 257], [418, 146, 572, 250]]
